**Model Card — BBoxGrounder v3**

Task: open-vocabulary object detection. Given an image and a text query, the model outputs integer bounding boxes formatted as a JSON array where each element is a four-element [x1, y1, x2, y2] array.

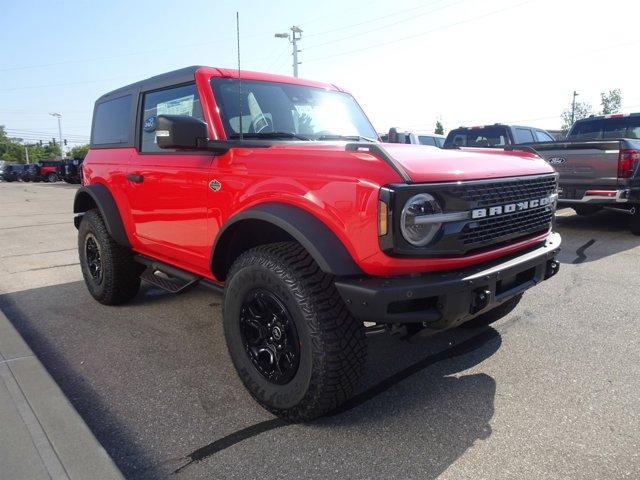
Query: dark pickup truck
[[444, 124, 555, 149], [531, 114, 640, 234]]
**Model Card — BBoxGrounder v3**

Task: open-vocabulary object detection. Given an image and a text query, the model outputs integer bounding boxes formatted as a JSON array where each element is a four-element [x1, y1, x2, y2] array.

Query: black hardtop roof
[[576, 112, 640, 122], [96, 65, 203, 103], [452, 124, 544, 131]]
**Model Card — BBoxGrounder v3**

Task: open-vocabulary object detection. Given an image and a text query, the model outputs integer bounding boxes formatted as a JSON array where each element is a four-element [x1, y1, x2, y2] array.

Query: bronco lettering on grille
[[471, 195, 554, 219]]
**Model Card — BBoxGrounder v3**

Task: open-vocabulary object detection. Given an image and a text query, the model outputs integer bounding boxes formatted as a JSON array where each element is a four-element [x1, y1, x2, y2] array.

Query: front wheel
[[223, 242, 366, 422], [47, 172, 59, 182], [78, 210, 143, 305]]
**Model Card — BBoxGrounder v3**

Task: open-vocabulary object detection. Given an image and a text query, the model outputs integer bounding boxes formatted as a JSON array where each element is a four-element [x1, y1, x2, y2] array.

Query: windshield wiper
[[230, 132, 310, 141], [317, 134, 378, 143]]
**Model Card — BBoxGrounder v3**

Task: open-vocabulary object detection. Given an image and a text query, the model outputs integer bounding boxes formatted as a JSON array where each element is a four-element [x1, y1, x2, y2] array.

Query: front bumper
[[335, 232, 561, 330]]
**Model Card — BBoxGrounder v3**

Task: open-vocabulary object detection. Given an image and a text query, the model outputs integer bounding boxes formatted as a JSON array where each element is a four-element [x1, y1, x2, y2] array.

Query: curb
[[0, 307, 124, 480]]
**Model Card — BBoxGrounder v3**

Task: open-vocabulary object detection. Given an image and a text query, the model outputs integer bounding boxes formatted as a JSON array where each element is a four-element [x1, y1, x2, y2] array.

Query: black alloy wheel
[[84, 233, 103, 284], [239, 288, 300, 385]]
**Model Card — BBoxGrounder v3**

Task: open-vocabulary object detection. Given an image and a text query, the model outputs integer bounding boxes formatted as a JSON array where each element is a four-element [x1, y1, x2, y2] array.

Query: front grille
[[460, 206, 553, 246], [384, 174, 557, 256], [450, 175, 557, 208]]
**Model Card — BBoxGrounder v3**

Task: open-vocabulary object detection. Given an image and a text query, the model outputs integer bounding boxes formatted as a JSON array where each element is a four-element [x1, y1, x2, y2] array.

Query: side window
[[92, 95, 132, 145], [535, 130, 555, 142], [419, 135, 436, 146], [140, 84, 204, 153], [514, 128, 535, 144]]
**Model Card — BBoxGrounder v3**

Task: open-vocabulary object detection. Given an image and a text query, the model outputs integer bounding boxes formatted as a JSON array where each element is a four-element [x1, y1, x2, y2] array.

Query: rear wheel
[[223, 242, 366, 421], [47, 172, 59, 182], [78, 209, 143, 305], [572, 205, 601, 216], [462, 294, 523, 328]]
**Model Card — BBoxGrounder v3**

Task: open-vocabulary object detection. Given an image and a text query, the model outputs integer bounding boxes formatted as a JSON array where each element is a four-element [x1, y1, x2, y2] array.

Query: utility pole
[[24, 146, 29, 164], [275, 26, 303, 77], [571, 91, 579, 124], [49, 112, 64, 158]]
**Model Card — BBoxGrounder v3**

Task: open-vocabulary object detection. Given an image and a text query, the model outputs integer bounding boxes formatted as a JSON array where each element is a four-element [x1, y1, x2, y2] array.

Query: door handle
[[127, 173, 144, 183]]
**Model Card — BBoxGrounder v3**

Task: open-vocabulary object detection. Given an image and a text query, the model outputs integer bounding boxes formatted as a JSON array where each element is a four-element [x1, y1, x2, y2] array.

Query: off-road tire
[[78, 209, 143, 305], [572, 205, 601, 216], [462, 293, 523, 328], [629, 207, 640, 236], [223, 241, 366, 422], [47, 172, 59, 183]]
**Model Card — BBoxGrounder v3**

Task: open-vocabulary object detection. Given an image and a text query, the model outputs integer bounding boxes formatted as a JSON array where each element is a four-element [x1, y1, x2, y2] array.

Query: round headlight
[[400, 193, 442, 246]]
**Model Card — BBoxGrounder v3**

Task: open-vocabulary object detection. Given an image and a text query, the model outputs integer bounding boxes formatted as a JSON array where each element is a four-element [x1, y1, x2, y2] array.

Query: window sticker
[[157, 95, 195, 116]]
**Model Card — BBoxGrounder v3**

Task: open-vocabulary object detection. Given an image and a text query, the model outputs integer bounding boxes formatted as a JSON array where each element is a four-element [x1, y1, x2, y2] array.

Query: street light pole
[[571, 91, 579, 124], [275, 26, 303, 77], [49, 112, 64, 158]]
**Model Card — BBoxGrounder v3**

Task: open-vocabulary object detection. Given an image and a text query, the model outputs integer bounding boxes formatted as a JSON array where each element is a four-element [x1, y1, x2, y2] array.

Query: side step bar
[[134, 255, 223, 294]]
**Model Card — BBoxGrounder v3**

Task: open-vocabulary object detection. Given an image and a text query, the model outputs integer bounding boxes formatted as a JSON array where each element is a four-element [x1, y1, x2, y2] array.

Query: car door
[[126, 83, 213, 273]]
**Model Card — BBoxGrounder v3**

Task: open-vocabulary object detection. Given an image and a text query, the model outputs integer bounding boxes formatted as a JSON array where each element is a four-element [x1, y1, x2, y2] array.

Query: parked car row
[[0, 158, 83, 183], [382, 124, 555, 149]]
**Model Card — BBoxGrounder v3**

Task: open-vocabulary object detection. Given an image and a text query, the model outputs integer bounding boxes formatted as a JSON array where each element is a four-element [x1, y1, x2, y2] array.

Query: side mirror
[[156, 115, 208, 149]]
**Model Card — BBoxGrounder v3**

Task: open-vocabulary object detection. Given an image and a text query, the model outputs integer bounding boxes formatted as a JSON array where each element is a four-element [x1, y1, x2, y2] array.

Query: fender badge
[[209, 179, 222, 191]]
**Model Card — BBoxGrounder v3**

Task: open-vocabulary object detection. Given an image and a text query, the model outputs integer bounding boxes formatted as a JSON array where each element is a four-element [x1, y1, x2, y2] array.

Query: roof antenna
[[236, 11, 243, 141]]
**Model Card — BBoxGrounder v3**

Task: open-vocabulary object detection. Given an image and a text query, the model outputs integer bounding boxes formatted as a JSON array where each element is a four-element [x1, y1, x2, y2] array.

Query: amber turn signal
[[378, 201, 388, 236]]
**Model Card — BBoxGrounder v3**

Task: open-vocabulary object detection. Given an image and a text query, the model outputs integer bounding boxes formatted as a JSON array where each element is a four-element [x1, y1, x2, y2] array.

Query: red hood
[[378, 144, 554, 183], [268, 142, 555, 183]]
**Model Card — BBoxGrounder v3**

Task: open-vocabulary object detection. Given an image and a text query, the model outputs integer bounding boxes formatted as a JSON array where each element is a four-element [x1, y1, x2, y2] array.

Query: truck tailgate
[[532, 140, 621, 189]]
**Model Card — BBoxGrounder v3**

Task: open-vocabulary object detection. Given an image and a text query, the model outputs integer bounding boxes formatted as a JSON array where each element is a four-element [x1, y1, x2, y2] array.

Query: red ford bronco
[[75, 66, 561, 420]]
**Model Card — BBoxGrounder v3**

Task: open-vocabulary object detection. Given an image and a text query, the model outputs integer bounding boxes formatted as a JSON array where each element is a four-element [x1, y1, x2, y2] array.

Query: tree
[[0, 126, 62, 163], [0, 126, 25, 163], [561, 101, 593, 133], [600, 89, 622, 115], [68, 144, 89, 159], [435, 121, 444, 135]]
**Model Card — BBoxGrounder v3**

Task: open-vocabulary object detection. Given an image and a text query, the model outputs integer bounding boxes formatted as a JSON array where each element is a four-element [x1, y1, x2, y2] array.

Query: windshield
[[568, 117, 640, 141], [211, 78, 377, 141], [444, 127, 510, 148]]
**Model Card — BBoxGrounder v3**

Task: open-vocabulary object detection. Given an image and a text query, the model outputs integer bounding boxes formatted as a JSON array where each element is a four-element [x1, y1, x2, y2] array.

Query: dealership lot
[[0, 182, 639, 480]]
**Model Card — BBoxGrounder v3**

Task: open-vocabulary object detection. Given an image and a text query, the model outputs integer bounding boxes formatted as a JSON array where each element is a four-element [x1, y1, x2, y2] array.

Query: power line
[[5, 128, 89, 136], [304, 0, 464, 51], [304, 0, 535, 63], [306, 0, 456, 41], [5, 131, 90, 141]]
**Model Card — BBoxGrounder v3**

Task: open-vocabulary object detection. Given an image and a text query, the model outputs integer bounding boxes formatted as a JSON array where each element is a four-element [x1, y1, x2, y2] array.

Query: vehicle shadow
[[0, 281, 502, 480], [314, 327, 500, 480], [554, 208, 640, 264]]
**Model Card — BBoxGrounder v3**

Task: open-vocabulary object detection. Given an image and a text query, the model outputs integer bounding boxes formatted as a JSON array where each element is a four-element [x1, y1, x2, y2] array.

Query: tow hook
[[545, 260, 560, 279], [470, 288, 491, 314]]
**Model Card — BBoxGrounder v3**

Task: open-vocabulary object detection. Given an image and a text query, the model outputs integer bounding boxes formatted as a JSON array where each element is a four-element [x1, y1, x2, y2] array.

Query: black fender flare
[[73, 184, 131, 248], [212, 203, 363, 278]]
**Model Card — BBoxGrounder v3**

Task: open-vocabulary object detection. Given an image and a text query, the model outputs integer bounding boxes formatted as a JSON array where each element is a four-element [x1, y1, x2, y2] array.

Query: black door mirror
[[156, 115, 208, 149]]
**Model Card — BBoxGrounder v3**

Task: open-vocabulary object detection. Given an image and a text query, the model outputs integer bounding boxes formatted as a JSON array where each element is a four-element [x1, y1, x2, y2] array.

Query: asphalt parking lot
[[1, 181, 639, 480]]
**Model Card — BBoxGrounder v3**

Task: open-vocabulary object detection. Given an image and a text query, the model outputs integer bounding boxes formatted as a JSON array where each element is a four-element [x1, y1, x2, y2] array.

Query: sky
[[2, 0, 640, 149]]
